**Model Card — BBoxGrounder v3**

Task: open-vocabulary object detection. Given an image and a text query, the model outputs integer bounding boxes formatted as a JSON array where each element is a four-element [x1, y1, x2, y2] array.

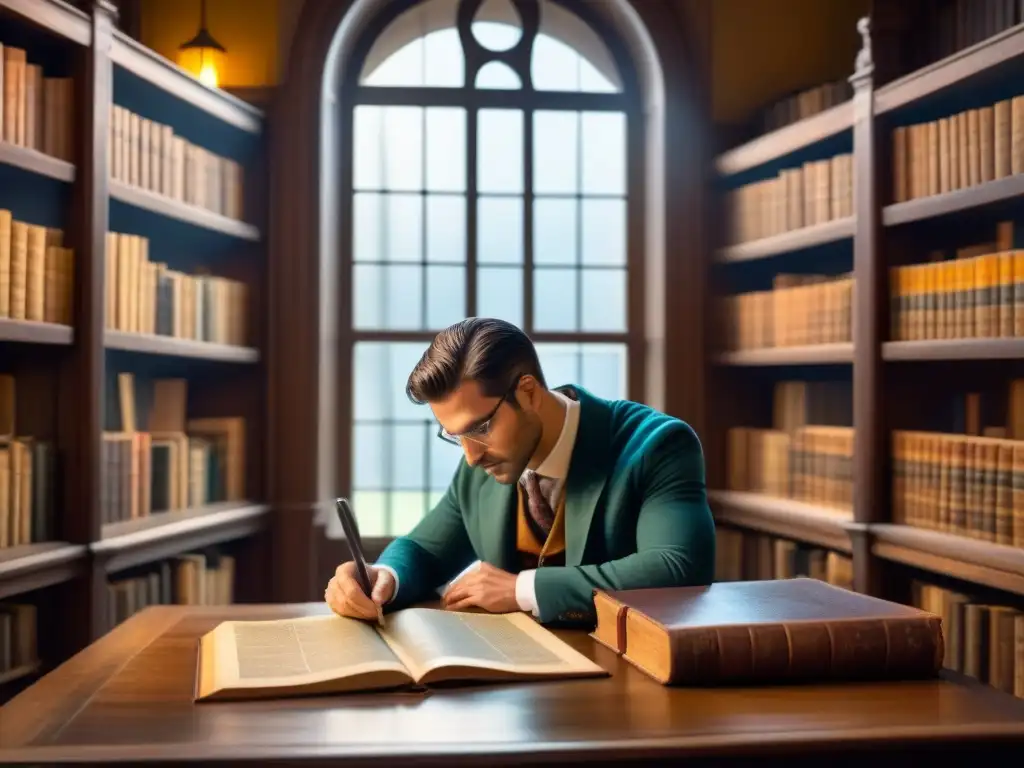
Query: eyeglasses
[[437, 377, 520, 447]]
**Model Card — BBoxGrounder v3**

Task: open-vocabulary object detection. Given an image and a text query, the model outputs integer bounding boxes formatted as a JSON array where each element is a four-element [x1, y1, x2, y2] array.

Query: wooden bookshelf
[[109, 179, 260, 240], [709, 491, 856, 554], [92, 502, 270, 574], [713, 343, 854, 366], [0, 661, 41, 687], [0, 543, 88, 601], [715, 101, 853, 176], [0, 0, 271, 696], [715, 217, 855, 264], [874, 23, 1024, 115], [710, 10, 1024, 618], [0, 0, 90, 44], [0, 140, 74, 181], [883, 173, 1024, 226], [883, 338, 1024, 361], [872, 525, 1024, 598], [0, 319, 72, 345], [104, 330, 259, 362]]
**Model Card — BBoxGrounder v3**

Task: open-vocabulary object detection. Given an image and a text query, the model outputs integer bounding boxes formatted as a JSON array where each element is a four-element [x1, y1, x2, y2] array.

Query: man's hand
[[325, 561, 395, 620], [441, 562, 519, 613]]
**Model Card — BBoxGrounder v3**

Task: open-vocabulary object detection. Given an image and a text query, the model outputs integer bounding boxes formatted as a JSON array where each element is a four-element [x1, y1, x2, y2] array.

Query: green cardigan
[[375, 385, 716, 625]]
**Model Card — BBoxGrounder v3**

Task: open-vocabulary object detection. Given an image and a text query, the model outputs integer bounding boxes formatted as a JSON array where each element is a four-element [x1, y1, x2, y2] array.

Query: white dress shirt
[[513, 390, 580, 615], [377, 390, 581, 617]]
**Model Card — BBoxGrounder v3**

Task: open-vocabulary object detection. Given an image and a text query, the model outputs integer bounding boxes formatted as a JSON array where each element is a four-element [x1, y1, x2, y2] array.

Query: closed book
[[591, 578, 944, 685]]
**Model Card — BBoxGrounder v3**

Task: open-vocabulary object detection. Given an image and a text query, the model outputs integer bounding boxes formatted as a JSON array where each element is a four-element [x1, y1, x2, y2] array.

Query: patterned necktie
[[523, 471, 556, 538]]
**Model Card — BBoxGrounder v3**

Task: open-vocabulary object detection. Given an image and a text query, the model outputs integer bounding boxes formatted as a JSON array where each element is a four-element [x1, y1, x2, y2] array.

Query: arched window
[[344, 0, 641, 536]]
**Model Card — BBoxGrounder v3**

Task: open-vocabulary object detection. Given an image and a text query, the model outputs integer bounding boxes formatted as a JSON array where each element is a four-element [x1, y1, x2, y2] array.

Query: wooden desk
[[2, 603, 1024, 766]]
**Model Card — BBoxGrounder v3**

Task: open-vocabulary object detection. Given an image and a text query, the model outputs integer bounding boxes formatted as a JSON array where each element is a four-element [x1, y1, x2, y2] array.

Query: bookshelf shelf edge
[[883, 174, 1024, 226], [0, 660, 41, 687], [715, 101, 854, 176], [104, 331, 259, 362], [0, 319, 73, 345], [872, 524, 1024, 596], [0, 0, 90, 45], [109, 180, 260, 241], [713, 343, 854, 366], [708, 490, 855, 554], [0, 142, 75, 182], [92, 503, 271, 574], [715, 218, 855, 263], [0, 543, 88, 601], [109, 32, 263, 134], [883, 338, 1024, 361], [875, 23, 1024, 115]]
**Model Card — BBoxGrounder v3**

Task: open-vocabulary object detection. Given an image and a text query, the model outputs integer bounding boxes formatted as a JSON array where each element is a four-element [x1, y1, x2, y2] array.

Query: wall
[[709, 0, 870, 124], [138, 0, 870, 126], [138, 0, 279, 88]]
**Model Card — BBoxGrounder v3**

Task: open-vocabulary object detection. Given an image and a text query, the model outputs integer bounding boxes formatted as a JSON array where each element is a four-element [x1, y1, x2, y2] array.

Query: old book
[[195, 608, 607, 702], [591, 578, 944, 685]]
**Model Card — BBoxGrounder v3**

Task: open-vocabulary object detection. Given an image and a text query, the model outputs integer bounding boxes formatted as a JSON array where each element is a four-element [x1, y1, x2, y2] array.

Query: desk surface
[[2, 602, 1024, 765]]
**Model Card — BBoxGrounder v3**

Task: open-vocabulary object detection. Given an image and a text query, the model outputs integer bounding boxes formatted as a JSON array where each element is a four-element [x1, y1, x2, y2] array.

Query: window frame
[[336, 0, 647, 527]]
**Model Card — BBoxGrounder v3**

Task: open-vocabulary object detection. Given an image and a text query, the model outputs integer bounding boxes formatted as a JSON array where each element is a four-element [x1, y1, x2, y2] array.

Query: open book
[[194, 607, 608, 701]]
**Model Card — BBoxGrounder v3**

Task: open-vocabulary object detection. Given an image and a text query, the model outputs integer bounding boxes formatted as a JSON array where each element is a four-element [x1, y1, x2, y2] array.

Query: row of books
[[1, 374, 54, 550], [891, 249, 1024, 342], [725, 425, 855, 514], [0, 211, 74, 325], [909, 0, 1023, 72], [0, 43, 74, 161], [102, 373, 245, 525], [108, 548, 235, 629], [915, 581, 1024, 699], [893, 430, 1024, 548], [109, 104, 245, 221], [753, 79, 852, 137], [725, 153, 853, 245], [715, 526, 854, 590], [105, 230, 249, 347], [719, 273, 854, 351], [0, 603, 36, 680], [892, 94, 1024, 204]]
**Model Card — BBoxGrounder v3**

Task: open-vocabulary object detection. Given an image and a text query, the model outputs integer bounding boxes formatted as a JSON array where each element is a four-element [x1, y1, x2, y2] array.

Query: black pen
[[334, 497, 385, 626]]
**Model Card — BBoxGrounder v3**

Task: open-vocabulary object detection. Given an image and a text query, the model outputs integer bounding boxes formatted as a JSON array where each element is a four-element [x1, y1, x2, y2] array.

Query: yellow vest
[[516, 482, 566, 570]]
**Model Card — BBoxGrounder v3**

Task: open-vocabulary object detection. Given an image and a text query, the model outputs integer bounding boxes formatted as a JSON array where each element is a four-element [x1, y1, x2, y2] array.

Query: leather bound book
[[591, 578, 944, 685]]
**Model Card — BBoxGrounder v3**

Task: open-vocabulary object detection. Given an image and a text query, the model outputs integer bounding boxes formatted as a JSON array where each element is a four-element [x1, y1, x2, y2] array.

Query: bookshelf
[[0, 0, 271, 700], [710, 4, 1024, 697]]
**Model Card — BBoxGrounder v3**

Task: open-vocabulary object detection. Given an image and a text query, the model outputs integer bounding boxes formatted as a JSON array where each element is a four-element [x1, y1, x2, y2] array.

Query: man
[[325, 317, 715, 625]]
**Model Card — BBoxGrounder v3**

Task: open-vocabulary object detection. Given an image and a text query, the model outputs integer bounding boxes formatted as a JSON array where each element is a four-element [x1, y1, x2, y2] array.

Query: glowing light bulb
[[198, 61, 218, 87]]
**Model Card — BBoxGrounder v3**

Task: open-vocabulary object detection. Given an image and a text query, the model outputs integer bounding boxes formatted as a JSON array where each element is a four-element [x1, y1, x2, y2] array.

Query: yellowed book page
[[379, 608, 606, 681], [205, 614, 410, 695]]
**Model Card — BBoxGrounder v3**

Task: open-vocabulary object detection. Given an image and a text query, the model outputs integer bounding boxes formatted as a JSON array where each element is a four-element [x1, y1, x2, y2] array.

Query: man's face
[[430, 377, 543, 484]]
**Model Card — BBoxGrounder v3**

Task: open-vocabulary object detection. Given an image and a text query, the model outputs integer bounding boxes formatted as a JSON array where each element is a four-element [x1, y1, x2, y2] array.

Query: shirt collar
[[529, 389, 580, 480]]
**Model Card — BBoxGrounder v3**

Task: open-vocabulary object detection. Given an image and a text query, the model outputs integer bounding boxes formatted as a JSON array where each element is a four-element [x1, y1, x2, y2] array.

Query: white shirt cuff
[[515, 569, 539, 616], [374, 564, 399, 604]]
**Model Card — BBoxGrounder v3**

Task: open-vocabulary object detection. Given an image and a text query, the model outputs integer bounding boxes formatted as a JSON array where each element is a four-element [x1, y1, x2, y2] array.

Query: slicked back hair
[[405, 318, 547, 406]]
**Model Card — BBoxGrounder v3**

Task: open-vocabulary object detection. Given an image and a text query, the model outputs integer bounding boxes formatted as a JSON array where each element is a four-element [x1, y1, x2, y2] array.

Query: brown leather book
[[591, 578, 944, 685]]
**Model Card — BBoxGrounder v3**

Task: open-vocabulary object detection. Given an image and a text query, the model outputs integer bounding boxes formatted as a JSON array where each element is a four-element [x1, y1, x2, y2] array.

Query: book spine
[[665, 617, 944, 684]]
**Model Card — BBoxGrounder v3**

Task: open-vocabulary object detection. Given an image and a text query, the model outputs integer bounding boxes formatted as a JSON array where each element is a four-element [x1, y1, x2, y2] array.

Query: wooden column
[[849, 17, 884, 597], [64, 0, 114, 643]]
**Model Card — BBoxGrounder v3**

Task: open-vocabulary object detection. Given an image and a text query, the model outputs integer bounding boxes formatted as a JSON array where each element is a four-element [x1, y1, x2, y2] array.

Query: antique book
[[195, 607, 607, 701], [591, 578, 944, 685]]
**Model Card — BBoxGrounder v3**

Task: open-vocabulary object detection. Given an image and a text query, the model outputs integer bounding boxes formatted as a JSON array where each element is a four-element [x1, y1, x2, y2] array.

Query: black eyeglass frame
[[436, 375, 524, 446]]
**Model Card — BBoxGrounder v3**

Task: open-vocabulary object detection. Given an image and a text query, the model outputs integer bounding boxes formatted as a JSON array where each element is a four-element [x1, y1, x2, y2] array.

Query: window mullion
[[523, 107, 534, 334], [466, 107, 478, 316], [420, 106, 428, 330], [575, 109, 584, 384]]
